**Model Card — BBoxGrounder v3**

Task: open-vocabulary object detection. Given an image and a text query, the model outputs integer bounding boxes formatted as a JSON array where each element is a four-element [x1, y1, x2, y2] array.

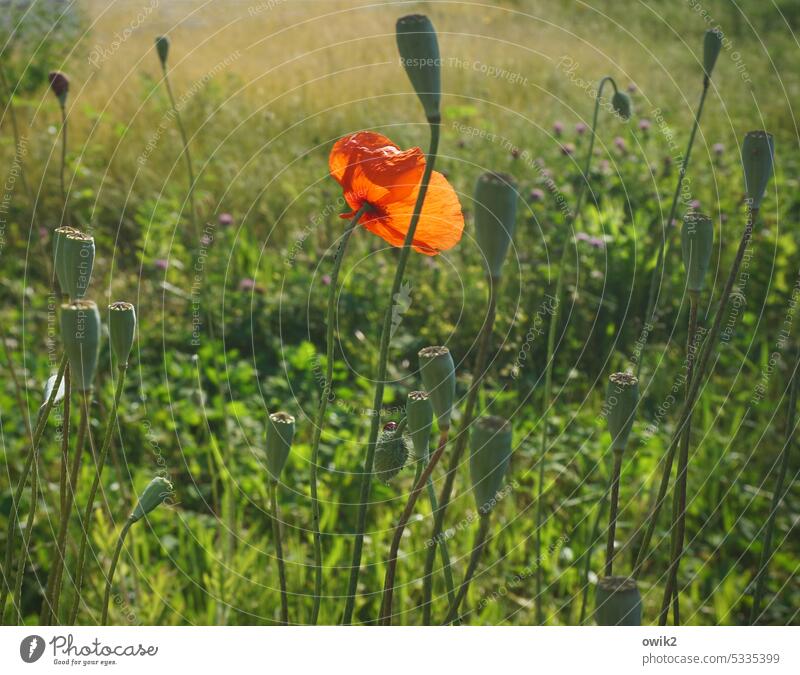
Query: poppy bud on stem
[[396, 14, 441, 123], [101, 477, 173, 624], [48, 72, 69, 224], [444, 417, 513, 625], [374, 419, 409, 483], [344, 15, 445, 624], [634, 132, 776, 579]]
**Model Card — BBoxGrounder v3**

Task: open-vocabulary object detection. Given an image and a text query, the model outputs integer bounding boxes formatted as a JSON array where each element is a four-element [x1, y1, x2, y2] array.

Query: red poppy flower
[[329, 131, 463, 256]]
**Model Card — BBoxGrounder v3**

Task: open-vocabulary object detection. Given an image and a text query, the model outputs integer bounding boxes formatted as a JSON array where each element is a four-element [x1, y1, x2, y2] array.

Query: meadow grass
[[0, 0, 798, 626]]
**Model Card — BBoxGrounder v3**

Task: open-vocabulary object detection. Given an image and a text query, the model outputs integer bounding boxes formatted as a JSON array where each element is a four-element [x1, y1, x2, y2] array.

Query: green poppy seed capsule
[[396, 14, 441, 123], [406, 390, 434, 460], [130, 476, 174, 523], [418, 346, 455, 430], [469, 416, 513, 515], [594, 576, 642, 625], [611, 90, 632, 120], [57, 231, 95, 300], [155, 35, 170, 68], [703, 28, 723, 80], [742, 130, 775, 209], [605, 372, 639, 452], [53, 226, 81, 297], [48, 71, 69, 106], [473, 172, 518, 279], [266, 411, 295, 482], [109, 302, 136, 366], [681, 213, 714, 293], [60, 300, 101, 392], [374, 423, 410, 483]]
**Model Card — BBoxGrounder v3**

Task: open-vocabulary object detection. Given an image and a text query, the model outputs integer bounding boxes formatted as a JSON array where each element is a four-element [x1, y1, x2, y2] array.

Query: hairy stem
[[342, 121, 440, 624], [379, 429, 449, 625], [308, 204, 368, 624]]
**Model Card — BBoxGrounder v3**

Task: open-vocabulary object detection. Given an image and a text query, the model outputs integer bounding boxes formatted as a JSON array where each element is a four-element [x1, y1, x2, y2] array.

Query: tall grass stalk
[[159, 58, 198, 235], [42, 390, 91, 624], [269, 481, 289, 625], [424, 277, 497, 617], [0, 353, 67, 624], [379, 428, 449, 624], [342, 121, 440, 624], [659, 293, 699, 625], [69, 366, 128, 623], [532, 76, 619, 623], [308, 203, 369, 624], [633, 206, 759, 577], [749, 357, 798, 624], [444, 513, 491, 624]]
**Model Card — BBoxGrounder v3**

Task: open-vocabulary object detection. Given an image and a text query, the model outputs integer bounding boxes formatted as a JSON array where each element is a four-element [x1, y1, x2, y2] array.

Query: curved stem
[[750, 358, 798, 624], [633, 207, 758, 577], [379, 429, 449, 625], [270, 481, 289, 625], [69, 366, 127, 624], [342, 121, 440, 624], [101, 519, 132, 625], [638, 80, 709, 377], [604, 450, 624, 577], [308, 204, 369, 624], [162, 66, 197, 235], [424, 275, 498, 619], [421, 458, 456, 624], [42, 390, 90, 624], [659, 294, 698, 625], [534, 76, 615, 623], [444, 513, 491, 624]]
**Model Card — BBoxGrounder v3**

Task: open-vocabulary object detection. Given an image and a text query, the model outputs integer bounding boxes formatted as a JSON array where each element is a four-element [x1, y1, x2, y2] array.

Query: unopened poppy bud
[[594, 576, 642, 625], [418, 346, 455, 429], [703, 28, 723, 80], [155, 35, 170, 68], [53, 226, 81, 296], [605, 372, 639, 452], [681, 213, 714, 293], [55, 230, 95, 300], [473, 172, 517, 279], [406, 390, 434, 459], [130, 476, 173, 523], [48, 71, 69, 106], [60, 300, 101, 391], [266, 412, 295, 482], [611, 90, 632, 120], [469, 416, 513, 515], [374, 422, 409, 483], [396, 14, 441, 123], [742, 131, 775, 209], [109, 302, 136, 366]]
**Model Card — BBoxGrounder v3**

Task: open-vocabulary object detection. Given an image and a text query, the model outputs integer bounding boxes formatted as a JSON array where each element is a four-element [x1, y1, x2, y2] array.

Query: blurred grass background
[[0, 0, 798, 625]]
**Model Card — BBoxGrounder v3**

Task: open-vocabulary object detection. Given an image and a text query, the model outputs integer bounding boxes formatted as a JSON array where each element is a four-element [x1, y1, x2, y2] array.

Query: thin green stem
[[69, 366, 127, 624], [604, 450, 624, 577], [633, 207, 758, 577], [342, 121, 440, 624], [380, 429, 449, 625], [42, 390, 90, 624], [637, 79, 709, 378], [270, 481, 289, 625], [12, 446, 38, 620], [59, 102, 67, 227], [444, 513, 491, 624], [308, 204, 369, 624], [101, 519, 132, 625], [659, 293, 699, 625], [0, 353, 67, 624], [534, 76, 616, 623], [424, 275, 498, 620], [162, 66, 197, 235], [750, 357, 798, 624], [59, 368, 71, 527], [579, 486, 608, 624]]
